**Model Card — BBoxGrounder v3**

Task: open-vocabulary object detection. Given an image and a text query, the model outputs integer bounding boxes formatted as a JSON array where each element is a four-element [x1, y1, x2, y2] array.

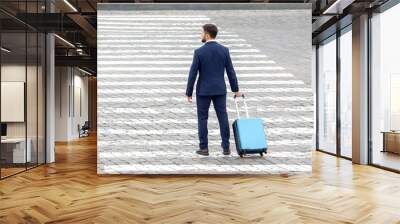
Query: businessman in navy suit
[[186, 24, 241, 156]]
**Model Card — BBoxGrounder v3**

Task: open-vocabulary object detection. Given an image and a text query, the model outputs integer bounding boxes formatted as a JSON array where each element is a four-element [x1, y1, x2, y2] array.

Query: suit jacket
[[185, 41, 239, 97]]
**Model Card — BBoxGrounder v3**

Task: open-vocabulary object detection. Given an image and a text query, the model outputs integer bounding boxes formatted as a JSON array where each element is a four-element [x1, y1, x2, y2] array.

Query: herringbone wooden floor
[[1, 135, 400, 224]]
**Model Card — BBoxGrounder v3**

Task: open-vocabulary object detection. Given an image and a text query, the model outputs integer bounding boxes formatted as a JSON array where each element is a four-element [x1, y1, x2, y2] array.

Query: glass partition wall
[[0, 30, 27, 177], [317, 35, 337, 155], [370, 3, 400, 171], [316, 26, 353, 159], [339, 27, 352, 159], [315, 0, 400, 172], [0, 2, 46, 179]]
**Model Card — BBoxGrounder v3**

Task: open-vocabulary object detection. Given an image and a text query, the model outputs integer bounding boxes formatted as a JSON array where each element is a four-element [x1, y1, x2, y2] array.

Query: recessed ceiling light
[[63, 0, 78, 12], [323, 0, 355, 15], [78, 67, 93, 76], [1, 47, 11, 53], [54, 34, 75, 48]]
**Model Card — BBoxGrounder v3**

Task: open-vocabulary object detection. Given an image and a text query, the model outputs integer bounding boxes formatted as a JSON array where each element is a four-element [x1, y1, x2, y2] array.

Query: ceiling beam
[[67, 13, 97, 46], [55, 55, 96, 72]]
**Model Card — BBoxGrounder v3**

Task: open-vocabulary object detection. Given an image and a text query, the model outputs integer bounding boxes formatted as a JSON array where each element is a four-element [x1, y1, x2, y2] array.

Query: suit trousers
[[196, 94, 230, 150]]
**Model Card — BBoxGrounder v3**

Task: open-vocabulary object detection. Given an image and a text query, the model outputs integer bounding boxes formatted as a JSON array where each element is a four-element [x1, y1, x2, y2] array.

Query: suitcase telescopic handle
[[233, 94, 249, 119]]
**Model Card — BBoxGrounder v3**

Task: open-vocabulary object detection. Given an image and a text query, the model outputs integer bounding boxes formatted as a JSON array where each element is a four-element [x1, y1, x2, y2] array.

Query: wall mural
[[97, 4, 313, 174]]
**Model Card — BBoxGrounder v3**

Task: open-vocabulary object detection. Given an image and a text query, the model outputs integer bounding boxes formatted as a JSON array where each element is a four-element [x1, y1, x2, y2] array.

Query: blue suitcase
[[232, 95, 268, 157]]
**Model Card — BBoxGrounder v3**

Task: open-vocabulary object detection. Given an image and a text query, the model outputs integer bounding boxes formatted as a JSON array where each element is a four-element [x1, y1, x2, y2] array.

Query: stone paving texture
[[97, 8, 313, 174]]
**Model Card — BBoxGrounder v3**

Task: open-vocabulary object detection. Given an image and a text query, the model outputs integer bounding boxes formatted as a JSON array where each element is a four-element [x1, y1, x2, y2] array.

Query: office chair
[[79, 121, 90, 138]]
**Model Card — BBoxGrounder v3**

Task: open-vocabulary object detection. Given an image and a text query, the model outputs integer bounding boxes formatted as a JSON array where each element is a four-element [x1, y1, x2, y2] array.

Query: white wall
[[1, 65, 33, 138], [71, 72, 89, 138], [55, 67, 89, 141], [1, 65, 26, 131], [55, 66, 69, 141], [1, 63, 46, 164], [1, 65, 26, 143]]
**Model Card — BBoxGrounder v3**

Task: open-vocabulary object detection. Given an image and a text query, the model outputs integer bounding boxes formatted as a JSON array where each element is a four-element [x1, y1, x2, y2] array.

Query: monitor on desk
[[1, 123, 7, 137]]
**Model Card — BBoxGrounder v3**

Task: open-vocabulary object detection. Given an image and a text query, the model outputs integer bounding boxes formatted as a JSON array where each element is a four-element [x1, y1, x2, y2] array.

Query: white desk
[[1, 138, 31, 163]]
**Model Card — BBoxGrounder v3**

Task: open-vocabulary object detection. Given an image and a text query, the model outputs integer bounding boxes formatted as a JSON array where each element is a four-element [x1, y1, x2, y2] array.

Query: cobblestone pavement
[[97, 9, 313, 174]]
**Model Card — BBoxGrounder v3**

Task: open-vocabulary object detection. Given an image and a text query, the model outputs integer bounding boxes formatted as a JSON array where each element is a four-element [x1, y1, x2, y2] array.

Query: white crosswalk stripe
[[98, 87, 312, 94], [99, 73, 294, 78], [98, 60, 275, 65], [99, 39, 247, 43], [98, 107, 314, 114], [98, 34, 240, 38], [98, 80, 303, 86], [98, 96, 313, 103], [99, 26, 207, 30], [99, 128, 314, 136], [98, 49, 261, 54], [98, 66, 285, 72], [97, 117, 313, 124], [98, 140, 312, 148], [98, 22, 207, 26], [98, 54, 268, 59], [98, 43, 252, 48], [99, 17, 211, 21]]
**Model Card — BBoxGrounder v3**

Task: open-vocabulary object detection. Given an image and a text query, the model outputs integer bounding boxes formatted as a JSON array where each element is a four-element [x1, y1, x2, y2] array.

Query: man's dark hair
[[202, 24, 218, 38]]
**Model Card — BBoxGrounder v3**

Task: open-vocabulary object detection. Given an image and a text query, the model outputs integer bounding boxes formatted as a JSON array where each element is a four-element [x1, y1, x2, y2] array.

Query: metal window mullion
[[336, 29, 341, 157], [73, 68, 75, 118], [25, 0, 28, 171], [44, 7, 47, 164], [367, 10, 373, 165], [0, 25, 2, 179], [69, 68, 71, 118], [36, 7, 39, 167], [316, 44, 320, 150]]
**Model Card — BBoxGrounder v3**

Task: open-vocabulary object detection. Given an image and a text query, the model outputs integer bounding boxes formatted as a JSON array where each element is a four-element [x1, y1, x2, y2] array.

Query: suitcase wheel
[[239, 153, 244, 158], [260, 152, 264, 157]]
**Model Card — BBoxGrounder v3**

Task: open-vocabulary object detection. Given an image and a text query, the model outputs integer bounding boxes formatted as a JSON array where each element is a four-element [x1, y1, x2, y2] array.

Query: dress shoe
[[196, 148, 209, 156], [223, 148, 231, 155]]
